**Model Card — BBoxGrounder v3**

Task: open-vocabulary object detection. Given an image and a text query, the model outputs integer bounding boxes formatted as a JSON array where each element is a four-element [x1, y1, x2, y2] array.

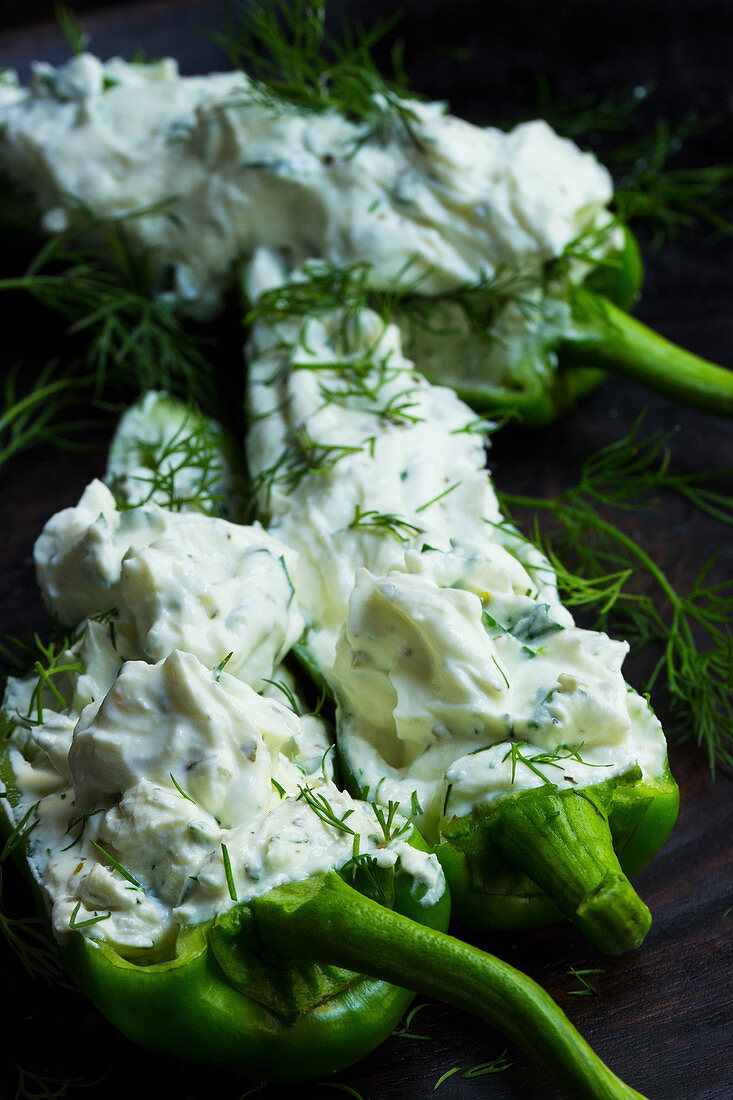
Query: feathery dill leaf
[[499, 418, 733, 773], [611, 114, 733, 243], [534, 77, 732, 244], [218, 0, 422, 149], [54, 2, 90, 56]]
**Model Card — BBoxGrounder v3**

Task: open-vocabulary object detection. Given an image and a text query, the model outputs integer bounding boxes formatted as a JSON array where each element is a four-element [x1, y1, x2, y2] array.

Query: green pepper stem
[[250, 872, 647, 1100], [480, 784, 651, 954], [561, 291, 733, 417]]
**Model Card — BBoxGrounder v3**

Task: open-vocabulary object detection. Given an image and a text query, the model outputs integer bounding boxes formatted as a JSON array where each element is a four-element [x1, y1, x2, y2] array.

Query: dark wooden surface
[[1, 2, 731, 1098]]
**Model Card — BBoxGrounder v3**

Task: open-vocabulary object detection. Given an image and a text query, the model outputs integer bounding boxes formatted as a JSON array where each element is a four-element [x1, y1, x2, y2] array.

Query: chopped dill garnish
[[90, 841, 142, 888], [221, 842, 238, 901], [415, 481, 461, 514], [297, 785, 356, 835], [69, 900, 111, 930], [218, 0, 422, 151], [348, 505, 424, 543], [567, 966, 606, 997], [170, 774, 197, 805], [212, 652, 234, 681]]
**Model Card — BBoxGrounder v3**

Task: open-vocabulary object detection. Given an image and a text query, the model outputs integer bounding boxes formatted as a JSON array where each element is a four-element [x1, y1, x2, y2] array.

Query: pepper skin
[[1, 765, 652, 1099], [421, 225, 733, 424], [435, 763, 679, 947]]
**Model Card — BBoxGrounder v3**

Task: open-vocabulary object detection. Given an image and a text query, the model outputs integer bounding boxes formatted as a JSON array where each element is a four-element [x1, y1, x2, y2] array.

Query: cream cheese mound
[[34, 478, 302, 689], [0, 54, 613, 319], [6, 650, 443, 952], [245, 268, 669, 838]]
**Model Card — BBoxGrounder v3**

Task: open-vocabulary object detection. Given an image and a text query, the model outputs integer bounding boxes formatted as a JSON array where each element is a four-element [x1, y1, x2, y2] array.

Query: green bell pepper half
[[1, 756, 652, 1098], [417, 224, 733, 424], [436, 762, 679, 949], [0, 751, 447, 1081]]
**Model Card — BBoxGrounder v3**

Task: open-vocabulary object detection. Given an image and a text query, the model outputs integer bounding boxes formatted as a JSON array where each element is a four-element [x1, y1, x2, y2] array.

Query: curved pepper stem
[[250, 872, 647, 1100], [481, 785, 651, 954], [561, 290, 733, 417]]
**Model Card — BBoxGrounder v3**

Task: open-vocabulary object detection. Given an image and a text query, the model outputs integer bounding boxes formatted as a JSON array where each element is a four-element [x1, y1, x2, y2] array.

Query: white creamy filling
[[0, 54, 613, 320], [5, 647, 443, 951], [104, 390, 241, 517], [245, 279, 668, 839], [33, 478, 303, 689], [4, 421, 444, 950]]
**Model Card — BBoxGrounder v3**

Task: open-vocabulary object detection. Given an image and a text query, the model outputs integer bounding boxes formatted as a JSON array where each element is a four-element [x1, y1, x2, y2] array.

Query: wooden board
[[0, 3, 731, 1097]]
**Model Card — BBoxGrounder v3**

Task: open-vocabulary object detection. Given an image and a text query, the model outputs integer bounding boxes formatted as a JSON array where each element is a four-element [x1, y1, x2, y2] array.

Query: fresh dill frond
[[535, 77, 732, 244], [55, 2, 91, 56], [111, 406, 233, 516], [348, 504, 424, 543], [372, 799, 410, 845], [534, 76, 654, 140], [611, 114, 733, 244], [500, 419, 733, 773], [0, 813, 64, 984], [12, 632, 84, 727], [567, 966, 605, 996], [219, 0, 422, 150], [0, 203, 215, 410], [297, 785, 356, 835], [0, 361, 103, 472]]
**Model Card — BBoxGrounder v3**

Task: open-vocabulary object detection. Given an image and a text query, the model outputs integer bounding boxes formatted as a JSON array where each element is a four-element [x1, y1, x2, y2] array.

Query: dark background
[[0, 2, 731, 1098]]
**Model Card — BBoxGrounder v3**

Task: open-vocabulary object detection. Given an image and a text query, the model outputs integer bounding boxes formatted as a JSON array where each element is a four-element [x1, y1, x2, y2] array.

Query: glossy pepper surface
[[416, 225, 733, 425], [1, 756, 652, 1098]]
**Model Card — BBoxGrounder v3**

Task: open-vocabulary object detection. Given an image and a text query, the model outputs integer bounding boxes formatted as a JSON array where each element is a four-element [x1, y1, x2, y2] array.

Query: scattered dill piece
[[69, 900, 111, 930], [297, 785, 356, 835], [318, 1083, 365, 1099], [55, 2, 90, 56], [271, 777, 286, 799], [90, 841, 142, 888], [415, 481, 461, 514], [433, 1066, 461, 1091], [348, 504, 424, 543], [392, 1000, 431, 1040], [212, 652, 234, 681], [567, 967, 606, 997], [462, 1052, 512, 1076], [221, 842, 238, 901], [261, 677, 302, 714], [170, 774, 197, 805], [61, 806, 105, 851]]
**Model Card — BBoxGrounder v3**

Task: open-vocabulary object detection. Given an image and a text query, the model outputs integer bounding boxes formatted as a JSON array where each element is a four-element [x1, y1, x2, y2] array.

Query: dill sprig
[[297, 785, 356, 835], [499, 418, 733, 773], [567, 966, 605, 997], [611, 115, 733, 244], [0, 806, 65, 984], [9, 632, 83, 728], [535, 77, 732, 244], [0, 361, 103, 471], [348, 504, 424, 543], [111, 405, 233, 517], [0, 204, 215, 478], [219, 0, 422, 150]]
